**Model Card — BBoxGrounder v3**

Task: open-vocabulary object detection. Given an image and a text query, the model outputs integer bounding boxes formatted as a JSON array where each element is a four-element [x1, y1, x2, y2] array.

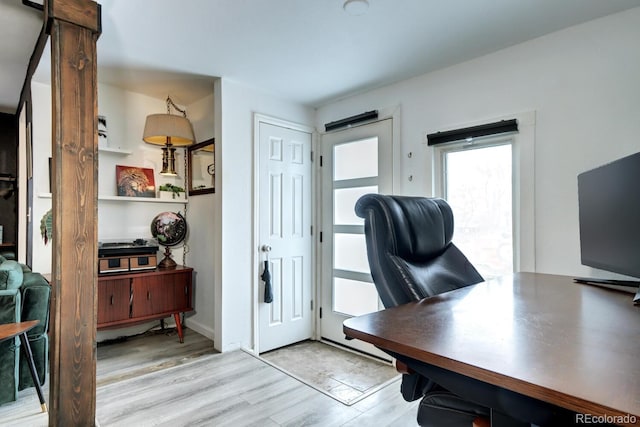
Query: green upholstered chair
[[0, 256, 50, 406]]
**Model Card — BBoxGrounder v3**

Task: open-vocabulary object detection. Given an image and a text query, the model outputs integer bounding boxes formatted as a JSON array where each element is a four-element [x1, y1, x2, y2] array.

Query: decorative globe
[[150, 211, 187, 248]]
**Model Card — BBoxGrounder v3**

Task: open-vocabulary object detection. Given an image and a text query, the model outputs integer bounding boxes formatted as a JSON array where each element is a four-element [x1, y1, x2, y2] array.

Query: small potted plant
[[40, 209, 53, 245], [158, 183, 186, 200]]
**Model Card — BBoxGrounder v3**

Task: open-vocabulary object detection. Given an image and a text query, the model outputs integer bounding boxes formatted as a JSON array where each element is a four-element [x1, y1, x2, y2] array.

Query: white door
[[258, 121, 314, 353], [320, 119, 392, 357]]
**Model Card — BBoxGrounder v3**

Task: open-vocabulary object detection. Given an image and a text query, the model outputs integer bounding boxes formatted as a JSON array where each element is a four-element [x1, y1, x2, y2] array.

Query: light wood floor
[[0, 329, 419, 426]]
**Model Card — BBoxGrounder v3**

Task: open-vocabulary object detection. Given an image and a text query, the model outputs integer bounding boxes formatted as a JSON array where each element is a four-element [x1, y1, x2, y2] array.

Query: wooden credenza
[[97, 265, 193, 342]]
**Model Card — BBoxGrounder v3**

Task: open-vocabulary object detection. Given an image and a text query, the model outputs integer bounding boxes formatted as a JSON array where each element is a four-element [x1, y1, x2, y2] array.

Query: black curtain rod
[[22, 0, 44, 11], [427, 119, 518, 146], [325, 110, 378, 132]]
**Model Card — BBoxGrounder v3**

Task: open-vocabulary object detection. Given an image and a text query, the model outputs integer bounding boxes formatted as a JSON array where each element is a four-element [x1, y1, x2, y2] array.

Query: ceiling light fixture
[[343, 0, 369, 16], [143, 96, 195, 176]]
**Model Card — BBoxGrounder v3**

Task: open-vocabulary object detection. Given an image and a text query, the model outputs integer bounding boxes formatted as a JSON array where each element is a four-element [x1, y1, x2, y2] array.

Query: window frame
[[431, 112, 536, 273]]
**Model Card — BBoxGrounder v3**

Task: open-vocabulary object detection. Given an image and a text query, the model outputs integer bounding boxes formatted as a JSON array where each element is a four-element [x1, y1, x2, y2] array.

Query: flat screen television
[[577, 151, 640, 304]]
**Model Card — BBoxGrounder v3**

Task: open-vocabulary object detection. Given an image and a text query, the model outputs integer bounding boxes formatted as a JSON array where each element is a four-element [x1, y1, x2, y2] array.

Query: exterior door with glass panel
[[320, 119, 392, 357]]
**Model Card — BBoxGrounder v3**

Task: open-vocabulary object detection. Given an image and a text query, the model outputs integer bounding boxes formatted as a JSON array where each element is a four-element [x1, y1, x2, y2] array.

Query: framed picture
[[116, 165, 156, 198], [188, 138, 215, 196]]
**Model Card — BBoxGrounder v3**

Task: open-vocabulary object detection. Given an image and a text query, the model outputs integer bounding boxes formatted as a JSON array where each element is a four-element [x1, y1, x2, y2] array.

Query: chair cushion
[[21, 279, 51, 338], [395, 197, 454, 260], [390, 245, 483, 299], [19, 334, 48, 390], [356, 195, 454, 260], [22, 271, 48, 288], [355, 194, 482, 305], [417, 390, 489, 427], [0, 260, 24, 291], [0, 290, 21, 405], [0, 339, 19, 404], [0, 290, 20, 324], [401, 372, 437, 402]]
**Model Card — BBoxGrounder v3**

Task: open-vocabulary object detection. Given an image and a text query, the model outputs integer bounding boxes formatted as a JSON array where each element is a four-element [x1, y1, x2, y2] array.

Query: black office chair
[[355, 194, 574, 427], [355, 194, 488, 426]]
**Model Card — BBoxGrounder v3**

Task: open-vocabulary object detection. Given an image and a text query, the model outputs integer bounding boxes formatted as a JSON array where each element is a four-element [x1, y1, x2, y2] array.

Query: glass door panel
[[334, 185, 377, 225], [334, 233, 370, 273], [334, 137, 378, 180], [333, 278, 379, 316]]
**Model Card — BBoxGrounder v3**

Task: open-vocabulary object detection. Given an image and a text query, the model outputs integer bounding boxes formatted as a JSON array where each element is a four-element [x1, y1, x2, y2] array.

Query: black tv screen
[[578, 152, 640, 279]]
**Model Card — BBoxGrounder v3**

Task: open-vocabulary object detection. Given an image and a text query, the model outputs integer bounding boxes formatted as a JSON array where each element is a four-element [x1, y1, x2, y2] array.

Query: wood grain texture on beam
[[48, 0, 101, 425], [48, 0, 101, 33]]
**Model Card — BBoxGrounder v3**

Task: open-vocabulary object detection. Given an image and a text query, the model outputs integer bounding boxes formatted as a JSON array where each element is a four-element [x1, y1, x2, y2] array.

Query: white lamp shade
[[143, 114, 194, 146]]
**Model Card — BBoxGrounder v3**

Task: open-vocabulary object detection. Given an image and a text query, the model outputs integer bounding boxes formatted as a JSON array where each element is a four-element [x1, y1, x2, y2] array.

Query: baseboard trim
[[185, 319, 215, 342]]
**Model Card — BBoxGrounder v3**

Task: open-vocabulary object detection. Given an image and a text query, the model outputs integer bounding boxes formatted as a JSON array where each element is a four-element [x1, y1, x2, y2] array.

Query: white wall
[[215, 79, 314, 351], [316, 7, 640, 279], [30, 81, 52, 273], [182, 91, 217, 340]]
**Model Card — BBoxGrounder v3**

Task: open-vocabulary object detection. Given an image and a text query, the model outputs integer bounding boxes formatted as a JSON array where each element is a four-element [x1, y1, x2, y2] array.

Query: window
[[435, 137, 514, 279]]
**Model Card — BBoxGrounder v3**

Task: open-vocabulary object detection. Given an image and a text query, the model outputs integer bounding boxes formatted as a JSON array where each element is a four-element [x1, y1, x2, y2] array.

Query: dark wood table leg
[[18, 332, 47, 412], [173, 312, 184, 343]]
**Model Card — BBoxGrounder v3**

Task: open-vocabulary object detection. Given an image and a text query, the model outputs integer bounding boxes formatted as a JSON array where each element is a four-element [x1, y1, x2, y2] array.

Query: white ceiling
[[1, 0, 639, 112]]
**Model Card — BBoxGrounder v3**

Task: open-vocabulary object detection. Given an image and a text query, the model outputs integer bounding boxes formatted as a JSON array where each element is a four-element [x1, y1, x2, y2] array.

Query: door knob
[[260, 245, 272, 252]]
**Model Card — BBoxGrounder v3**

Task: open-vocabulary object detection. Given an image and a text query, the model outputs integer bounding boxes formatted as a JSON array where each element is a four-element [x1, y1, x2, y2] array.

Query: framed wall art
[[116, 165, 156, 198]]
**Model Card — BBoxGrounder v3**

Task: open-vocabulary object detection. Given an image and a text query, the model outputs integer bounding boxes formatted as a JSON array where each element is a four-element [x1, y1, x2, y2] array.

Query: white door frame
[[252, 113, 316, 354]]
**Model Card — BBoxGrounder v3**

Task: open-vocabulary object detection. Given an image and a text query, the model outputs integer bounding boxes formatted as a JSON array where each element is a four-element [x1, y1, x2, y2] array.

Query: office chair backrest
[[355, 194, 483, 308]]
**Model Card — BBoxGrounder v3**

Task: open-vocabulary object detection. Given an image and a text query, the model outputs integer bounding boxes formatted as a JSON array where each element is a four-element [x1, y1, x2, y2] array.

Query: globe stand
[[158, 246, 177, 269]]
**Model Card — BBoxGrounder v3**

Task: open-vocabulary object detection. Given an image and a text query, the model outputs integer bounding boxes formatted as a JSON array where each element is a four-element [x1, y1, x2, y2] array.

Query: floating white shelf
[[38, 193, 187, 204], [98, 195, 187, 203], [98, 146, 132, 155]]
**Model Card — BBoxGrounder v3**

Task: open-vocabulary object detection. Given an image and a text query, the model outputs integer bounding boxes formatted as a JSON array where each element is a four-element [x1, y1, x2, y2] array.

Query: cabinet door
[[131, 275, 172, 318], [131, 270, 193, 318], [171, 270, 192, 312], [97, 277, 130, 325]]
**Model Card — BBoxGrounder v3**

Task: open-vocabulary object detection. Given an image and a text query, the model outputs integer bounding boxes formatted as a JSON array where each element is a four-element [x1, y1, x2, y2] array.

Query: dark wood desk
[[343, 273, 640, 426], [0, 320, 47, 412]]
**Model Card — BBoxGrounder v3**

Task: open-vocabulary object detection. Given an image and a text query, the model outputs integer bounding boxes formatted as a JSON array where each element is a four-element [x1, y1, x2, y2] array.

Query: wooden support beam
[[46, 0, 101, 425]]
